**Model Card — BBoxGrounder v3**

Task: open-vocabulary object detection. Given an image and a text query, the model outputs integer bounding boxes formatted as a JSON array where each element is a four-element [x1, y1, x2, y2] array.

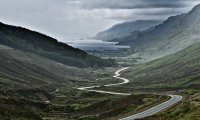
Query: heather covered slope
[[0, 22, 114, 68]]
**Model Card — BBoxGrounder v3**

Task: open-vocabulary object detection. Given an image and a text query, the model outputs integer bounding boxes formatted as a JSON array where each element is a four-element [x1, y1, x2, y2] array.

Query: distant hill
[[117, 4, 200, 61], [94, 20, 162, 41], [0, 22, 114, 68]]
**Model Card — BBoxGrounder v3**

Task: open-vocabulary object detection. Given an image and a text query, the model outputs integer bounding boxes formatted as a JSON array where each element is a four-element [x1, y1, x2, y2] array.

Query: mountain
[[0, 22, 115, 68], [94, 20, 162, 41], [117, 4, 200, 61]]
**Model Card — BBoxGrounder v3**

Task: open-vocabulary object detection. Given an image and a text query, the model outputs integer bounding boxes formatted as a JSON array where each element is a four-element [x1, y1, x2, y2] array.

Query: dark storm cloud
[[134, 8, 186, 16], [74, 0, 200, 20], [76, 0, 189, 9]]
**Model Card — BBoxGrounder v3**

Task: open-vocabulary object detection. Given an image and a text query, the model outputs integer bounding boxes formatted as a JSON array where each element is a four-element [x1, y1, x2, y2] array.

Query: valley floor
[[41, 67, 181, 120]]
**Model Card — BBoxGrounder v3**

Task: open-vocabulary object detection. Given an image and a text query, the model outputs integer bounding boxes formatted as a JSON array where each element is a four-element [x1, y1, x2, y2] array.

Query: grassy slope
[[123, 42, 200, 90], [0, 46, 111, 91], [0, 49, 66, 90]]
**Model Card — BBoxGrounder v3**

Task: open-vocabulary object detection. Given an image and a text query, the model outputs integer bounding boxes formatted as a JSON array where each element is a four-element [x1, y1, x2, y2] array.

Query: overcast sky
[[0, 0, 200, 42]]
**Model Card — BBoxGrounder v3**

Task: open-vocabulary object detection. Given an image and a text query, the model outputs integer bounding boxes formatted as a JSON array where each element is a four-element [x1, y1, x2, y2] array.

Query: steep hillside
[[0, 44, 108, 91], [0, 47, 69, 91], [0, 22, 114, 68], [123, 42, 200, 90], [117, 4, 200, 61], [95, 20, 161, 41]]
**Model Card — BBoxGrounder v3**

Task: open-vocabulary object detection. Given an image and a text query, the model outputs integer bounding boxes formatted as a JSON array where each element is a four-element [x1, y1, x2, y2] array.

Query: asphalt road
[[120, 95, 183, 120], [77, 67, 183, 119]]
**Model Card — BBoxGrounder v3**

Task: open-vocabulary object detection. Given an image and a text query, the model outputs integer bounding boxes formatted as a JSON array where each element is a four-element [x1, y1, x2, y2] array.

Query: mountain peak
[[191, 4, 200, 13], [0, 22, 114, 68], [183, 3, 200, 23], [187, 3, 200, 16]]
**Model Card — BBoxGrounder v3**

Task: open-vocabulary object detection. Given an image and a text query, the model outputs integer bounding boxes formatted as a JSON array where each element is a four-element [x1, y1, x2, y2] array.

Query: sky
[[0, 0, 200, 42]]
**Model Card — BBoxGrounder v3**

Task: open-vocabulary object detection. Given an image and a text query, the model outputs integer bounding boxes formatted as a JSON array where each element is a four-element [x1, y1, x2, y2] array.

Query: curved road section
[[77, 67, 182, 120], [77, 67, 131, 96], [120, 95, 182, 120]]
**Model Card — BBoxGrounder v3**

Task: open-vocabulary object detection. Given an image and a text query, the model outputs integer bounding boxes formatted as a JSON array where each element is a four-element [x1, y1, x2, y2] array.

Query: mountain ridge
[[0, 22, 114, 68], [94, 20, 162, 41], [116, 4, 200, 61]]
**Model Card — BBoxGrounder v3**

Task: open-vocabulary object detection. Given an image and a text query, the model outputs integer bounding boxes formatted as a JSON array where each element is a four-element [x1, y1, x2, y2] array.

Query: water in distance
[[68, 39, 130, 51]]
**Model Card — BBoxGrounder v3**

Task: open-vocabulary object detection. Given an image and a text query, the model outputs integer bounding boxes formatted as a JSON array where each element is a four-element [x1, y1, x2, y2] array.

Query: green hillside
[[0, 45, 114, 119], [123, 42, 200, 90]]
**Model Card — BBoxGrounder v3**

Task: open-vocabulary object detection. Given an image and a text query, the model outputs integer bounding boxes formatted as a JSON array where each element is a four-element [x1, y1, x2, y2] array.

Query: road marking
[[120, 95, 182, 120]]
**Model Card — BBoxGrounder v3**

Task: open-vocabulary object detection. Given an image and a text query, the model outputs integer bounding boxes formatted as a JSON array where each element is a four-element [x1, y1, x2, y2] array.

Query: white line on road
[[120, 95, 182, 120]]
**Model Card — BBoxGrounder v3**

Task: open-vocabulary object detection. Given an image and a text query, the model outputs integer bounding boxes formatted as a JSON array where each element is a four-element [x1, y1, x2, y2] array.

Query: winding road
[[120, 95, 182, 120], [77, 67, 183, 120], [78, 67, 131, 96]]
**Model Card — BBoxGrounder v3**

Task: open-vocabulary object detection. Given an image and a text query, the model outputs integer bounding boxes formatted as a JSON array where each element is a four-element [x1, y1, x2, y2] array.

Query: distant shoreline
[[68, 39, 130, 51]]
